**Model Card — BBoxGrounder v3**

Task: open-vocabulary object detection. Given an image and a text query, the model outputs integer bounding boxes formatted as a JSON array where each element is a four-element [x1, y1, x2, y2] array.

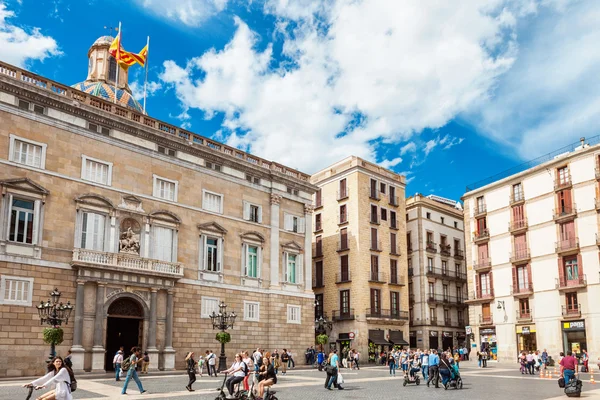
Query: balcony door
[[563, 256, 579, 285], [482, 303, 491, 320], [477, 217, 487, 234], [558, 189, 572, 213], [478, 243, 489, 263], [370, 288, 381, 315], [340, 290, 350, 316], [479, 273, 490, 296]]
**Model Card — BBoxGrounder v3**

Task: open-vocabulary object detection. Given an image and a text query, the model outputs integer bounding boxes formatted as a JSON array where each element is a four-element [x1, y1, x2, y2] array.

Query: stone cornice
[[0, 72, 318, 194]]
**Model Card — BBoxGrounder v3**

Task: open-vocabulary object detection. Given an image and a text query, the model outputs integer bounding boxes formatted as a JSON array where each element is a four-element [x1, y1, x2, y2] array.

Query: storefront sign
[[521, 326, 530, 335], [465, 325, 472, 335], [563, 321, 585, 331], [430, 331, 438, 337], [480, 328, 496, 335]]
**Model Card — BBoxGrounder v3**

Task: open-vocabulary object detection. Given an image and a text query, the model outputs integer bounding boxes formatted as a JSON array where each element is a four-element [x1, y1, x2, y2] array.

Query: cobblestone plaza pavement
[[2, 363, 600, 400]]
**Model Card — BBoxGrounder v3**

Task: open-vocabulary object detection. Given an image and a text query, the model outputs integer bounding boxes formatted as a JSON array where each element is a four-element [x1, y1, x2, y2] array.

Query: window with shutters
[[243, 301, 260, 322], [153, 175, 178, 202], [9, 199, 35, 244], [80, 212, 106, 251], [442, 260, 448, 275], [457, 287, 463, 302], [371, 227, 379, 250], [565, 293, 578, 312], [370, 255, 379, 281], [284, 213, 305, 233], [443, 284, 449, 301], [479, 272, 491, 295], [315, 294, 324, 319], [406, 232, 411, 251], [245, 245, 259, 277], [557, 166, 569, 185], [380, 182, 386, 194], [315, 260, 323, 287], [428, 282, 435, 296], [338, 178, 348, 199], [203, 190, 223, 213], [519, 298, 530, 316], [370, 288, 381, 313], [340, 290, 350, 314], [381, 207, 387, 221], [564, 256, 579, 281], [108, 56, 117, 83], [287, 305, 301, 324], [513, 183, 523, 202], [339, 204, 347, 224], [315, 236, 323, 257], [243, 201, 262, 223], [9, 134, 47, 169], [390, 210, 397, 229], [429, 307, 436, 321], [315, 189, 322, 208], [390, 232, 397, 254], [285, 253, 298, 284], [339, 228, 348, 250], [201, 297, 220, 318], [427, 257, 433, 271], [390, 291, 399, 316], [152, 226, 175, 262], [0, 276, 34, 306], [340, 255, 349, 281], [516, 265, 529, 289], [315, 213, 322, 231], [390, 259, 398, 283], [81, 155, 112, 185]]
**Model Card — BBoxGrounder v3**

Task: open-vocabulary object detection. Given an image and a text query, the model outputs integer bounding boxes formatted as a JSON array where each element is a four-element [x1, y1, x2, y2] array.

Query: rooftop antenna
[[104, 25, 118, 37]]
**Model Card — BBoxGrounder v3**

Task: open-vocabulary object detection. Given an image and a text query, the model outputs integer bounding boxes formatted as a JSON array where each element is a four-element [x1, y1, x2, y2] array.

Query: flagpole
[[143, 36, 150, 115], [114, 21, 122, 104]]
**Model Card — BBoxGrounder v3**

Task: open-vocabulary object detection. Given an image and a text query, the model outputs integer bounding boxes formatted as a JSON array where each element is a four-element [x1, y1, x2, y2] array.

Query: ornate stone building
[[0, 37, 316, 377]]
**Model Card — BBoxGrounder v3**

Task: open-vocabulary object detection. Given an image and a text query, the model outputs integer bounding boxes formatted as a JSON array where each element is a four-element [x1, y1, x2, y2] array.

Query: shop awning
[[368, 329, 390, 346], [389, 330, 409, 346]]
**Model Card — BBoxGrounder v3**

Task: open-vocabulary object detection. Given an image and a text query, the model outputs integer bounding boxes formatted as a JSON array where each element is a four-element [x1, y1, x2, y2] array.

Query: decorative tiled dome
[[93, 35, 114, 47], [71, 81, 143, 112]]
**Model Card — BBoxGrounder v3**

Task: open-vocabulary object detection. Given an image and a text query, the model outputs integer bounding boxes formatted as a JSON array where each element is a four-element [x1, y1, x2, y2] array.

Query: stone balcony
[[72, 248, 184, 278]]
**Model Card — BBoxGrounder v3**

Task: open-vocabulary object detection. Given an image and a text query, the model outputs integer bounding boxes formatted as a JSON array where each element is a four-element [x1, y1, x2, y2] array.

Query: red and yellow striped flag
[[109, 38, 147, 68]]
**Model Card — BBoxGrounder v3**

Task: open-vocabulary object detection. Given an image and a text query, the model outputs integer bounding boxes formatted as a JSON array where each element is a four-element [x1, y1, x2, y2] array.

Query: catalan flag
[[109, 37, 147, 67]]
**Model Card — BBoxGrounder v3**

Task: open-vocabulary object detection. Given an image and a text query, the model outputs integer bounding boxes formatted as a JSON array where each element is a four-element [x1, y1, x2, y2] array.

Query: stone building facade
[[0, 37, 316, 377], [463, 138, 600, 362], [311, 157, 409, 362], [406, 194, 468, 350]]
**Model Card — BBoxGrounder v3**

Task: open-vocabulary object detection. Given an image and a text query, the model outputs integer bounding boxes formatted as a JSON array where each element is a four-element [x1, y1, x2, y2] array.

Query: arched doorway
[[104, 296, 144, 371]]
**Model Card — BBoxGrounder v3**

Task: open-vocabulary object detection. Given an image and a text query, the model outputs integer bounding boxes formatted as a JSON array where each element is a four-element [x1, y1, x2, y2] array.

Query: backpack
[[241, 361, 249, 376], [66, 368, 77, 392], [121, 356, 132, 372]]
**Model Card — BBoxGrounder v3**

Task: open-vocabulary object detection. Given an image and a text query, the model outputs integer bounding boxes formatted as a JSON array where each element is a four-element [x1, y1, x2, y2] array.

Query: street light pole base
[[218, 342, 227, 372]]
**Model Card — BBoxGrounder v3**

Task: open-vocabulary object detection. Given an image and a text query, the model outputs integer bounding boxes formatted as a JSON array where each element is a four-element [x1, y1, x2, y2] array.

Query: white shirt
[[422, 354, 429, 366], [113, 353, 123, 364], [208, 353, 216, 365], [231, 361, 245, 377], [31, 369, 72, 400], [253, 351, 262, 364]]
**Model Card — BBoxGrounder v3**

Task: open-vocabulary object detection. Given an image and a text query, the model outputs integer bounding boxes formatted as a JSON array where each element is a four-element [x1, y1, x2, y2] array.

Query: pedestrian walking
[[280, 348, 289, 375], [388, 352, 396, 376], [560, 351, 578, 385], [113, 350, 124, 381], [439, 353, 452, 389], [287, 349, 295, 369], [526, 351, 535, 375], [353, 350, 360, 370], [242, 351, 253, 391], [26, 356, 75, 400], [141, 351, 150, 374], [206, 350, 217, 376], [185, 352, 196, 392], [121, 347, 147, 395], [427, 349, 440, 388], [326, 349, 344, 390], [421, 350, 430, 381]]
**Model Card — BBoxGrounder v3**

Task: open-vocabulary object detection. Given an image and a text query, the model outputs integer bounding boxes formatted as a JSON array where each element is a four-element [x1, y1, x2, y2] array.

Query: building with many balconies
[[0, 37, 317, 377], [311, 157, 409, 362], [406, 194, 468, 350], [463, 137, 600, 361]]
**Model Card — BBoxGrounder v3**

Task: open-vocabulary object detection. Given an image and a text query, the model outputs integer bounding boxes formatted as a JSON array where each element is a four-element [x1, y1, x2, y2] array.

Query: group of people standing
[[381, 348, 460, 388]]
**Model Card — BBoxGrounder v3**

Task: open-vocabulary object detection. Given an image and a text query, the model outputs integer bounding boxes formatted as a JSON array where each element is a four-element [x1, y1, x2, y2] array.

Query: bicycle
[[23, 384, 39, 400]]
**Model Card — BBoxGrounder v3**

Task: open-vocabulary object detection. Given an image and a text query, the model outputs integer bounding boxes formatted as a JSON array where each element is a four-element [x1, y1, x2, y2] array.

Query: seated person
[[409, 354, 421, 379], [257, 357, 277, 398], [223, 354, 246, 399]]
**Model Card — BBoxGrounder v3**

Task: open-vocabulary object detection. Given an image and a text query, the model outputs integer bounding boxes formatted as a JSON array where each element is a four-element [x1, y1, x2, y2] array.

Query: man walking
[[113, 349, 124, 381], [121, 347, 147, 395], [326, 350, 344, 390], [560, 351, 578, 385], [427, 349, 440, 388], [206, 350, 217, 376], [421, 350, 429, 382]]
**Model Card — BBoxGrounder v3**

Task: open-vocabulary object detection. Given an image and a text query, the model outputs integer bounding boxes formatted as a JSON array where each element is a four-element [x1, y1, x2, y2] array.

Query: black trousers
[[187, 372, 196, 387], [427, 366, 439, 387], [226, 376, 244, 395], [325, 369, 338, 388]]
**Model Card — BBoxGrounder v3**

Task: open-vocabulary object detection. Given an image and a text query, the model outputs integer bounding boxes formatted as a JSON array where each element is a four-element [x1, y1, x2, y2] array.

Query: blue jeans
[[389, 362, 395, 375], [422, 365, 429, 381], [121, 369, 144, 394], [327, 367, 338, 388], [440, 369, 451, 385], [564, 369, 575, 385], [115, 363, 121, 380]]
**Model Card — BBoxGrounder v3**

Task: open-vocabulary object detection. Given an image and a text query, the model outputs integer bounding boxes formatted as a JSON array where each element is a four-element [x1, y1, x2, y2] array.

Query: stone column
[[147, 289, 159, 371], [269, 194, 282, 287], [163, 289, 176, 370], [91, 282, 106, 372], [71, 280, 85, 372], [304, 204, 314, 291]]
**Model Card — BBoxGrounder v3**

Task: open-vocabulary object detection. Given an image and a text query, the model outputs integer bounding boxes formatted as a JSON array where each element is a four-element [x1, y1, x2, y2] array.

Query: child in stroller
[[444, 362, 463, 390]]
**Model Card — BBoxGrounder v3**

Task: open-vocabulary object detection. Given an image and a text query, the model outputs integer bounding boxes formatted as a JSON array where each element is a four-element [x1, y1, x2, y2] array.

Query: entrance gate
[[104, 297, 144, 371]]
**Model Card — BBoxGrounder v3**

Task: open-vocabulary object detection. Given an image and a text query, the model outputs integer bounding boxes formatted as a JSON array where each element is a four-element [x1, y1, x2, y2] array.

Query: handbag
[[325, 364, 334, 374], [337, 372, 344, 384], [558, 377, 565, 388]]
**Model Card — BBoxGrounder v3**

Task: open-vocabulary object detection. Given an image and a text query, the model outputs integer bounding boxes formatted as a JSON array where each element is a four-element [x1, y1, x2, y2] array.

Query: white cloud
[[400, 142, 417, 155], [160, 1, 518, 172], [137, 0, 228, 26], [378, 157, 402, 169], [466, 0, 600, 158], [130, 80, 163, 101], [424, 139, 438, 156], [0, 2, 61, 67]]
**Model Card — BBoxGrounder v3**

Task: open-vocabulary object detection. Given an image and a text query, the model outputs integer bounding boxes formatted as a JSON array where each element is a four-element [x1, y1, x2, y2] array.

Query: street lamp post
[[36, 288, 73, 359], [209, 301, 236, 372]]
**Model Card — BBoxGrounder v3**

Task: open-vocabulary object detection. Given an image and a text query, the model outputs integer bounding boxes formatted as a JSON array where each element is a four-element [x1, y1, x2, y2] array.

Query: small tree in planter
[[316, 334, 328, 352], [43, 327, 64, 361]]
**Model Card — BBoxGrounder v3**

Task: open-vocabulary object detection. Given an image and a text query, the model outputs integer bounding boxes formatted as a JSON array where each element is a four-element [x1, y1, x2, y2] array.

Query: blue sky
[[1, 0, 599, 201]]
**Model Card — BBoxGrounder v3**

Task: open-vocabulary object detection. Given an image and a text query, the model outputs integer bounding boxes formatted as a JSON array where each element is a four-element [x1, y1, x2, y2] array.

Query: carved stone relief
[[119, 218, 141, 255]]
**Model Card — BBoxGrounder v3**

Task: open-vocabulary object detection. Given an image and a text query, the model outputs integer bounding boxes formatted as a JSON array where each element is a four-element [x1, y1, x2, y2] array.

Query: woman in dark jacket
[[185, 352, 196, 392], [439, 353, 452, 388]]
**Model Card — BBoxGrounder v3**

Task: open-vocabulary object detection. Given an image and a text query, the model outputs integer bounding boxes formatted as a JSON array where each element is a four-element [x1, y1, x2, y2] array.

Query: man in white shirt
[[206, 350, 217, 376], [113, 350, 124, 381], [253, 348, 263, 372]]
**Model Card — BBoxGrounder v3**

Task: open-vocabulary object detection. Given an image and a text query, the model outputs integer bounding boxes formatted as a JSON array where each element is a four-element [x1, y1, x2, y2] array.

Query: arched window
[[108, 56, 117, 83]]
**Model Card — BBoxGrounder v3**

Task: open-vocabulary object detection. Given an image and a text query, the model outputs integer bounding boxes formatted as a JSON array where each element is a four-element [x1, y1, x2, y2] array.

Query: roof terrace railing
[[0, 60, 311, 182]]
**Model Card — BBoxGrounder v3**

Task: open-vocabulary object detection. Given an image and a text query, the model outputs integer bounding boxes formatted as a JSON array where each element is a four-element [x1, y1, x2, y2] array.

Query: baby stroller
[[444, 363, 463, 390]]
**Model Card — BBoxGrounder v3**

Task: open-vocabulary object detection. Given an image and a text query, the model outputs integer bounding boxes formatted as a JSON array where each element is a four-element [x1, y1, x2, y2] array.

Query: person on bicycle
[[26, 356, 75, 400], [409, 353, 421, 380]]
